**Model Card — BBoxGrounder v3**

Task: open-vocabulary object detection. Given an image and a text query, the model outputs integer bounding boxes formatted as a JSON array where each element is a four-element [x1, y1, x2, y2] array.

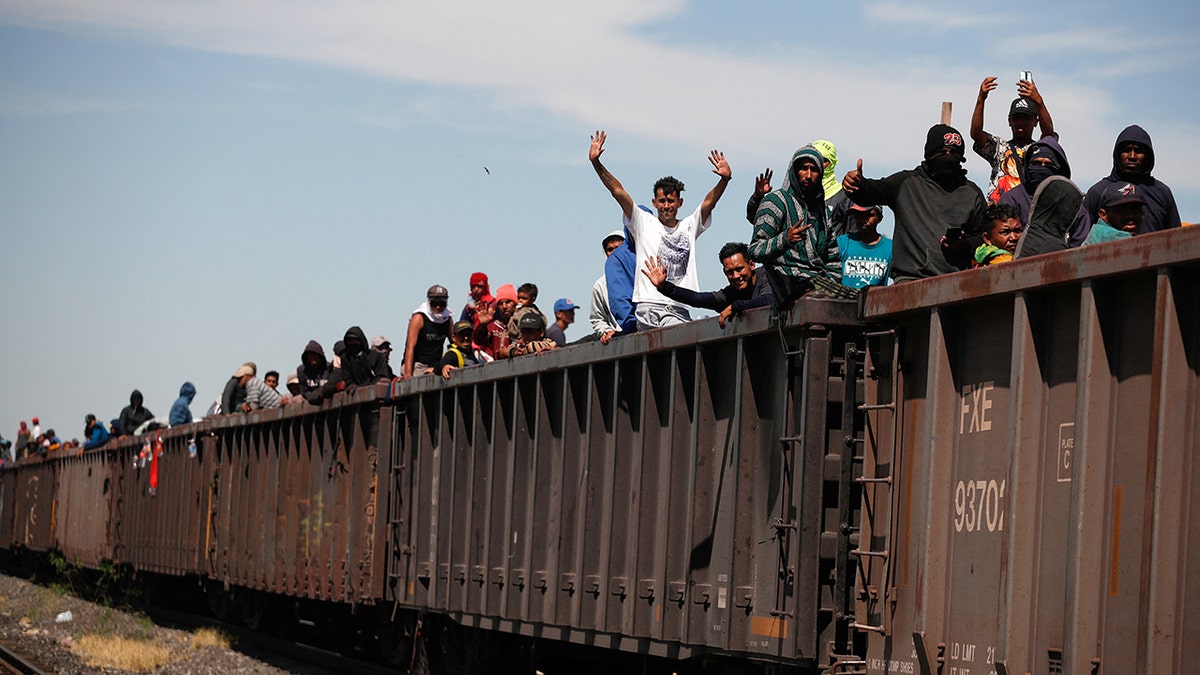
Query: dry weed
[[70, 633, 172, 671], [189, 626, 231, 649]]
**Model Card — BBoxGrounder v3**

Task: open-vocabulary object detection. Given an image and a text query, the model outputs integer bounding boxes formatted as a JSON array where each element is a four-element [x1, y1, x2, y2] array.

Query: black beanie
[[924, 124, 966, 161]]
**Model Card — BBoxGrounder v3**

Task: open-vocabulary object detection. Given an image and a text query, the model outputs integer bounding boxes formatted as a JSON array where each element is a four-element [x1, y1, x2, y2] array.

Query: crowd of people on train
[[4, 76, 1187, 460]]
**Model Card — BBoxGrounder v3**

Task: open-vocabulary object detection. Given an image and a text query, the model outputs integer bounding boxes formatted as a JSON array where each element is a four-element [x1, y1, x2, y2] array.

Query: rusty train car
[[0, 226, 1196, 674]]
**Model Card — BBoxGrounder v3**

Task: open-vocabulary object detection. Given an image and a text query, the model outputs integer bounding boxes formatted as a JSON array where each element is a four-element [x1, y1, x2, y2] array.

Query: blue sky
[[2, 0, 1198, 440]]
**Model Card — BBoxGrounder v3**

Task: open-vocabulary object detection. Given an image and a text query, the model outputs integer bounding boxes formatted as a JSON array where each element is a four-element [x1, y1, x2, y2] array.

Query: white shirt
[[624, 204, 711, 306]]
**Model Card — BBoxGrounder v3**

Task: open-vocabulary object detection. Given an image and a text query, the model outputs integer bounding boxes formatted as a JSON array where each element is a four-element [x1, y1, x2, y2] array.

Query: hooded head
[[129, 389, 143, 409], [1112, 125, 1155, 180], [811, 139, 841, 199], [922, 124, 967, 184], [301, 340, 328, 373], [785, 145, 826, 197], [179, 382, 196, 403], [343, 326, 369, 356], [1023, 136, 1071, 194]]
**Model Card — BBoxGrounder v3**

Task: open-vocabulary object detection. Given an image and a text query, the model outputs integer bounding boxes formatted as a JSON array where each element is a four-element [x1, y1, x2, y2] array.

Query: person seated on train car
[[308, 326, 395, 402], [459, 272, 495, 328], [843, 125, 987, 282], [749, 145, 841, 306], [217, 362, 255, 415], [641, 242, 773, 328], [497, 312, 558, 359], [507, 283, 547, 340], [545, 298, 578, 346], [438, 321, 489, 379], [589, 130, 732, 330], [296, 340, 330, 397], [82, 414, 111, 451], [604, 225, 639, 338], [746, 140, 852, 237], [472, 284, 517, 359], [590, 230, 625, 345], [1083, 181, 1146, 246], [973, 203, 1024, 267], [1083, 125, 1181, 239], [242, 371, 284, 411], [169, 382, 196, 426], [403, 285, 453, 378], [117, 389, 154, 436], [1013, 176, 1084, 260], [837, 205, 893, 288], [997, 136, 1089, 247], [285, 373, 303, 400]]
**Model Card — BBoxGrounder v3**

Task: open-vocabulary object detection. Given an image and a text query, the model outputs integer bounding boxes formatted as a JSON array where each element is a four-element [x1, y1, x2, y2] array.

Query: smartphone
[[945, 226, 964, 240], [1019, 70, 1033, 83]]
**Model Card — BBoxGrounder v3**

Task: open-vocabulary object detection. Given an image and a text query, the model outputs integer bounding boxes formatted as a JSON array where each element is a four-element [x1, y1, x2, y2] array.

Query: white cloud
[[861, 1, 1003, 30], [0, 0, 1194, 196]]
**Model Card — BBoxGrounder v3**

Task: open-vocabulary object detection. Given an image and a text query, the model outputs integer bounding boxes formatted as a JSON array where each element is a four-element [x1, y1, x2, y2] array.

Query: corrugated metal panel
[[202, 397, 391, 604], [12, 461, 56, 551], [54, 451, 115, 566], [388, 299, 863, 665], [858, 227, 1200, 675]]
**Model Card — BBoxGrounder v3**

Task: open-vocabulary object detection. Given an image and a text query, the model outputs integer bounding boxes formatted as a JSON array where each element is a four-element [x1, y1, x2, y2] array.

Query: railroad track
[[0, 640, 46, 675]]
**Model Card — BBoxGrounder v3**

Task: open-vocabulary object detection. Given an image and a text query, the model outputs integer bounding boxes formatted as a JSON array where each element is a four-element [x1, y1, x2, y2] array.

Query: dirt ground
[[0, 573, 308, 674]]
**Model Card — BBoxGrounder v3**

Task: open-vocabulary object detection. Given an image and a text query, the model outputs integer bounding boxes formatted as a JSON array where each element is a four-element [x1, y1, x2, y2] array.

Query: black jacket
[[849, 164, 985, 281]]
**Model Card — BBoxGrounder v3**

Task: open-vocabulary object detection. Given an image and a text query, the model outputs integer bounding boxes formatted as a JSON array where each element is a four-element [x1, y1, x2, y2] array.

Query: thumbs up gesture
[[842, 158, 864, 194]]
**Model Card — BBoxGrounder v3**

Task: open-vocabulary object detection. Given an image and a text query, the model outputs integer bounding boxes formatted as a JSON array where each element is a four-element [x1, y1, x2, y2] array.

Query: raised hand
[[1016, 79, 1042, 104], [754, 168, 773, 196], [978, 76, 998, 100], [842, 158, 863, 194], [709, 150, 731, 179], [641, 255, 669, 288], [475, 302, 494, 325], [589, 130, 607, 162]]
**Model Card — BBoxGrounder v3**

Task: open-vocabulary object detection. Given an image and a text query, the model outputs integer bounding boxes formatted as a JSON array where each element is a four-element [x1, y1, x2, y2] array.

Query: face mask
[[926, 154, 961, 177], [1025, 164, 1056, 192]]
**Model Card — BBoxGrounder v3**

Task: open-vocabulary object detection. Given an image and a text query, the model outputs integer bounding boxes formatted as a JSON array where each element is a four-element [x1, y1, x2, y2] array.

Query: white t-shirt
[[624, 204, 711, 306]]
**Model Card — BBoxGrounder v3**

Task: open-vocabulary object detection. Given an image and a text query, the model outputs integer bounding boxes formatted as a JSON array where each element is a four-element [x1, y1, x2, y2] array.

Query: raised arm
[[700, 150, 732, 224], [970, 76, 997, 147], [1018, 79, 1055, 139], [590, 130, 634, 220]]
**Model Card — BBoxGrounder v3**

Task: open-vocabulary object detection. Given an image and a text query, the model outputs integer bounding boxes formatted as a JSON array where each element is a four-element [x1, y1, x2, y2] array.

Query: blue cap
[[554, 298, 579, 313]]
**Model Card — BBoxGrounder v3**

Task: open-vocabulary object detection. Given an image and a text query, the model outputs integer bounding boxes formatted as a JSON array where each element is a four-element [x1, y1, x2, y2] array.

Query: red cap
[[469, 272, 488, 286]]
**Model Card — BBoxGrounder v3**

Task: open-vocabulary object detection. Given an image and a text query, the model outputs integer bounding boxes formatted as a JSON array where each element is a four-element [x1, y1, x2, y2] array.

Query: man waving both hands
[[589, 130, 733, 330]]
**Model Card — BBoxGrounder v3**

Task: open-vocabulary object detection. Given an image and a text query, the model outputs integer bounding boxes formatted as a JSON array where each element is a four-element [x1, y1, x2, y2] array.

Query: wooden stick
[[941, 101, 952, 125]]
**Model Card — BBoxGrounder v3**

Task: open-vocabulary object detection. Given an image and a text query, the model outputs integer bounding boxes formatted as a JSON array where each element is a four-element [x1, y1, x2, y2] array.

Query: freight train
[[1, 226, 1196, 674]]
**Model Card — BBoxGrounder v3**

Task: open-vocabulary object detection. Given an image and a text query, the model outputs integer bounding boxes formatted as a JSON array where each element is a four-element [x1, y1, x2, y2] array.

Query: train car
[[855, 225, 1200, 675]]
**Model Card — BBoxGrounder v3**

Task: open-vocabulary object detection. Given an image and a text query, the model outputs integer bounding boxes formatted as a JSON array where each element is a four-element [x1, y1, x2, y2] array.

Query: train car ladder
[[847, 328, 901, 638]]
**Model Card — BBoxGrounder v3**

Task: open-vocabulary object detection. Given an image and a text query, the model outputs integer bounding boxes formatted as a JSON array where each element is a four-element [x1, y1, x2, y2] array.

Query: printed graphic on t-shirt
[[845, 257, 889, 281], [659, 229, 691, 281]]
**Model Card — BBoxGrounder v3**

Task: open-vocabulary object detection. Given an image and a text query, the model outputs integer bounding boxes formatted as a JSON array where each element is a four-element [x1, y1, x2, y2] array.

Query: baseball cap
[[453, 320, 474, 335], [554, 298, 579, 313], [1009, 97, 1039, 118], [371, 335, 391, 350], [427, 284, 449, 299], [518, 313, 546, 330], [1102, 182, 1147, 208]]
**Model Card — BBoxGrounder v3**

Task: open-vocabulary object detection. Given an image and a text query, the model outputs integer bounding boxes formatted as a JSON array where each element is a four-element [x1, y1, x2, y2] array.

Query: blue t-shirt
[[837, 233, 893, 288], [1082, 219, 1132, 247]]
